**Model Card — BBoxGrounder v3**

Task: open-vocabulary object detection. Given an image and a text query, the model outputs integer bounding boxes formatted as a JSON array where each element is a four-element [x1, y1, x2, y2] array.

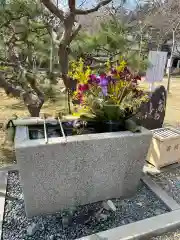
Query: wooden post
[[167, 29, 175, 93], [167, 22, 180, 93]]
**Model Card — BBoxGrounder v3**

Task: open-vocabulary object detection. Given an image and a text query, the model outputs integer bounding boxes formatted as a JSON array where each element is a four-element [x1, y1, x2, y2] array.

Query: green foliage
[[0, 0, 51, 68], [81, 88, 148, 121], [43, 85, 59, 103], [71, 19, 130, 57], [79, 92, 146, 133], [71, 18, 149, 73], [0, 0, 60, 105], [0, 0, 5, 7], [125, 52, 149, 72]]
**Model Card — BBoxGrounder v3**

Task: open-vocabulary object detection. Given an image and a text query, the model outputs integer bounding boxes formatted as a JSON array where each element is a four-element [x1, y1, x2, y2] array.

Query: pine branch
[[0, 62, 17, 67]]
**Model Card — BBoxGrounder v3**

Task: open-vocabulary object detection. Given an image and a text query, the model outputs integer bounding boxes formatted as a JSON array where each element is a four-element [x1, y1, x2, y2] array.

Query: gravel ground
[[2, 171, 169, 240], [150, 229, 180, 240], [149, 166, 180, 240], [151, 166, 180, 204]]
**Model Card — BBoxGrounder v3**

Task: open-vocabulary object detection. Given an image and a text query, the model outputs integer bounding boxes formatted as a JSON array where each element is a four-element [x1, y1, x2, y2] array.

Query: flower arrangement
[[68, 57, 149, 133]]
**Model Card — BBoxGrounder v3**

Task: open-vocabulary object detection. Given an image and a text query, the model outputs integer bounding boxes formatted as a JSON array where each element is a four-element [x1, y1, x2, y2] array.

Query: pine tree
[[0, 0, 59, 116], [70, 18, 149, 72]]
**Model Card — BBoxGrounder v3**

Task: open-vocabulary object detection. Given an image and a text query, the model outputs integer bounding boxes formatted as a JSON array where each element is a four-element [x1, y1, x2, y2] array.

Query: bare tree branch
[[69, 24, 81, 43], [40, 0, 65, 22], [78, 0, 88, 8], [74, 0, 112, 15], [68, 0, 75, 12], [25, 73, 45, 101], [0, 62, 17, 67]]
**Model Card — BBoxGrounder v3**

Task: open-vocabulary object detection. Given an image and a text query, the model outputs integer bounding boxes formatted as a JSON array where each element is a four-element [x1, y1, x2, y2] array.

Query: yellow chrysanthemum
[[68, 58, 92, 84], [116, 60, 126, 73]]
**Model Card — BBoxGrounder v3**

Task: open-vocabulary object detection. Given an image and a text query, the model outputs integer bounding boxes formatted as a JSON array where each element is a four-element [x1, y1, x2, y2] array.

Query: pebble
[[136, 202, 143, 207], [27, 223, 38, 236], [154, 209, 165, 216], [175, 181, 180, 188], [102, 200, 116, 212], [62, 216, 70, 228], [48, 235, 55, 240], [121, 219, 129, 225], [94, 208, 103, 218], [97, 213, 109, 222]]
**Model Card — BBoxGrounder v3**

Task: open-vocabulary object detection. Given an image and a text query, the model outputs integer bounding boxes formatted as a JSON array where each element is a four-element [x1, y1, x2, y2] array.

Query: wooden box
[[146, 128, 180, 169]]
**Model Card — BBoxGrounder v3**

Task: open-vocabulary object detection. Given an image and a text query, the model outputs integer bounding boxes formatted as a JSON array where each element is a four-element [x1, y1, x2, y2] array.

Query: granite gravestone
[[134, 85, 167, 130]]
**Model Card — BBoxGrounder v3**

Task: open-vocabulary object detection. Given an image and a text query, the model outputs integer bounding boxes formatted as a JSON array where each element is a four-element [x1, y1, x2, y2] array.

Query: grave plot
[[2, 171, 169, 240]]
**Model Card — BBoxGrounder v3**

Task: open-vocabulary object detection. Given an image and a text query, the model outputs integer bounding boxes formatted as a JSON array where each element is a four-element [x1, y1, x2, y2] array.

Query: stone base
[[15, 125, 152, 217]]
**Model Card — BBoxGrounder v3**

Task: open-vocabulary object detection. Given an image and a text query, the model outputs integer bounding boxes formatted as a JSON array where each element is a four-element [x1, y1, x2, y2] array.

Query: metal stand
[[149, 83, 155, 92], [43, 115, 67, 144], [43, 115, 48, 144]]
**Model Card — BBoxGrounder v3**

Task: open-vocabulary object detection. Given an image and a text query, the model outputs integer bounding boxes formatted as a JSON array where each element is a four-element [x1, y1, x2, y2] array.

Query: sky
[[76, 0, 136, 8], [58, 0, 136, 10]]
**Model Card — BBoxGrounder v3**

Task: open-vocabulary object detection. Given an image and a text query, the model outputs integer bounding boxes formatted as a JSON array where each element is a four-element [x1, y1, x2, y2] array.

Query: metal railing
[[43, 115, 67, 144]]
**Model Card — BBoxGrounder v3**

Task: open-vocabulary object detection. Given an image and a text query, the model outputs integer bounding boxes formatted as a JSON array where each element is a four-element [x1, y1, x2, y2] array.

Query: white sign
[[167, 58, 172, 68], [146, 51, 168, 83]]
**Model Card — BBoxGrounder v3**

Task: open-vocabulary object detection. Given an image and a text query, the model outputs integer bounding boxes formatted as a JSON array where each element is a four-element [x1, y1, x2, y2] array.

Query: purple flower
[[101, 86, 108, 96], [88, 74, 100, 84], [106, 75, 116, 84], [99, 76, 109, 96], [99, 77, 108, 87], [90, 74, 97, 80]]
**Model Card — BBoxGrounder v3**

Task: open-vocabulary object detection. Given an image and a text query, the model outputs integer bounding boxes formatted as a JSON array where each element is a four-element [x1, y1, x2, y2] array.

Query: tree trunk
[[0, 73, 45, 117], [23, 92, 45, 117], [27, 104, 43, 117], [25, 73, 45, 117], [5, 89, 10, 96], [58, 44, 72, 113], [58, 43, 70, 88]]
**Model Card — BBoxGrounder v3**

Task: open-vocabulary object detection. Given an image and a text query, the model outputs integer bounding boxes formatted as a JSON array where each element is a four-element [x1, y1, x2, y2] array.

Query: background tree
[[129, 0, 180, 51], [0, 0, 83, 117], [1, 0, 149, 116], [40, 0, 115, 88], [0, 0, 59, 117], [0, 0, 117, 116]]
